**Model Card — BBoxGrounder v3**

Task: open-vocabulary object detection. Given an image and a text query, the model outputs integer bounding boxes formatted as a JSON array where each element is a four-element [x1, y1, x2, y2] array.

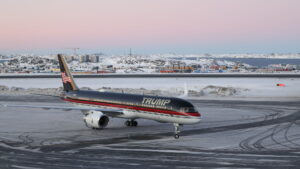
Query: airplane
[[2, 54, 201, 139]]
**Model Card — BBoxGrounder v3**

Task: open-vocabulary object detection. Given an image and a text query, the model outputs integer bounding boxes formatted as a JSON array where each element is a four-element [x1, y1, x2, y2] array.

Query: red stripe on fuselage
[[63, 98, 200, 117]]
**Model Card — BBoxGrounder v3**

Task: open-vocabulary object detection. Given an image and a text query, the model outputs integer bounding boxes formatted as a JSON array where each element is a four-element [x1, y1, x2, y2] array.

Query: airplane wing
[[0, 104, 124, 117]]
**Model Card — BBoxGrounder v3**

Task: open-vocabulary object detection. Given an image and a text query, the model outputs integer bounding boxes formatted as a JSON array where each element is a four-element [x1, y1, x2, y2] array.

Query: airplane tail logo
[[58, 54, 79, 91], [61, 72, 72, 84]]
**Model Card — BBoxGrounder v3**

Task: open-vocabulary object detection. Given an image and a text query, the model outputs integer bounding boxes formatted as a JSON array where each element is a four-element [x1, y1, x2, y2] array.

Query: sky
[[0, 0, 299, 55]]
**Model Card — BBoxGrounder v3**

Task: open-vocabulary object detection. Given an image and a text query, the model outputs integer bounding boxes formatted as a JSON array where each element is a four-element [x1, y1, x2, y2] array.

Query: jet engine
[[83, 111, 109, 129]]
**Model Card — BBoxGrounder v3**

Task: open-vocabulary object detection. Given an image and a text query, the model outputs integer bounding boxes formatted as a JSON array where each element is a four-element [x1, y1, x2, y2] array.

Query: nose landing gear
[[174, 123, 182, 139]]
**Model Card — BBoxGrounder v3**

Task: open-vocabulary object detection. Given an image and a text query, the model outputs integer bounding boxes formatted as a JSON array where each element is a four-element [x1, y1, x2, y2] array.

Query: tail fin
[[58, 54, 79, 91]]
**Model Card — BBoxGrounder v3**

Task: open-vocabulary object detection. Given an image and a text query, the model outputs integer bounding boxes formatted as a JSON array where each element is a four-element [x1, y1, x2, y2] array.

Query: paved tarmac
[[0, 95, 300, 168]]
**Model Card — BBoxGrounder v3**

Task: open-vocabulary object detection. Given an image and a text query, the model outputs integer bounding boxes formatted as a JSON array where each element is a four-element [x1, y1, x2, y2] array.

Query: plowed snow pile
[[200, 85, 248, 96]]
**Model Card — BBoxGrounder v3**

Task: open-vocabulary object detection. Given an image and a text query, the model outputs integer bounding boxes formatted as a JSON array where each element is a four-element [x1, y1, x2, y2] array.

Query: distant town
[[1, 53, 300, 74]]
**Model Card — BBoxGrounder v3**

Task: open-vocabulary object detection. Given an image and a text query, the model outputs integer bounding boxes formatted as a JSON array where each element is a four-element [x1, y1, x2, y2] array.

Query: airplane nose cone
[[187, 111, 201, 117], [190, 112, 201, 123], [187, 111, 201, 123]]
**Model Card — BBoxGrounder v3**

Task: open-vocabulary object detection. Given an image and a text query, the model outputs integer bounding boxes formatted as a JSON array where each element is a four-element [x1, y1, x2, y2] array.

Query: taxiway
[[0, 95, 300, 168]]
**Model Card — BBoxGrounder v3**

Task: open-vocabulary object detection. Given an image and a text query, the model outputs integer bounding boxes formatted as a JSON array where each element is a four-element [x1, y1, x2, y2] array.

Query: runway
[[0, 95, 300, 168]]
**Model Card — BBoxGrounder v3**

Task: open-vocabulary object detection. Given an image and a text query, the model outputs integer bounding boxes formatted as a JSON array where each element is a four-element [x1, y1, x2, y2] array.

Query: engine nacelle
[[83, 111, 109, 129]]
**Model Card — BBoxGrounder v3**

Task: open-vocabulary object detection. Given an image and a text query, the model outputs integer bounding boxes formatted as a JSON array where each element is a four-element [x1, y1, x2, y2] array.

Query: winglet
[[178, 83, 189, 98], [58, 54, 79, 92]]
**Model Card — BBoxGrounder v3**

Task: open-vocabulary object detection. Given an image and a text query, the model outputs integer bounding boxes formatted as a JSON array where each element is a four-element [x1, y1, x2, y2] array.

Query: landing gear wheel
[[125, 121, 130, 126], [133, 121, 138, 127], [173, 123, 182, 139], [125, 120, 138, 127]]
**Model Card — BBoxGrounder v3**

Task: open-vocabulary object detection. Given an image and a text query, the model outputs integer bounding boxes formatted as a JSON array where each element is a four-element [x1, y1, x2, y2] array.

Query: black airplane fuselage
[[61, 90, 201, 124]]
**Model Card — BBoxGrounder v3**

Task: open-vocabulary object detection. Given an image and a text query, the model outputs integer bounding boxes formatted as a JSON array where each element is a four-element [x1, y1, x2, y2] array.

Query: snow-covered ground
[[1, 77, 300, 100], [150, 53, 300, 59]]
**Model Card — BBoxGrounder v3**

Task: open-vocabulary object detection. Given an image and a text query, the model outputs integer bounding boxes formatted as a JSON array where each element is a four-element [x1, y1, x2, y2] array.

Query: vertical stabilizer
[[57, 54, 79, 91]]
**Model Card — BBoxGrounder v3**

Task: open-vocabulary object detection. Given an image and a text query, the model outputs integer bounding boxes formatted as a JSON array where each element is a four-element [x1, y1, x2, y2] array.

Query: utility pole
[[65, 48, 80, 56]]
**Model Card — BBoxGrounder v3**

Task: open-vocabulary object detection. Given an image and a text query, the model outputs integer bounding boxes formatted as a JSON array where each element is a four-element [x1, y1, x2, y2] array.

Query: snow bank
[[199, 85, 248, 97], [1, 78, 299, 100]]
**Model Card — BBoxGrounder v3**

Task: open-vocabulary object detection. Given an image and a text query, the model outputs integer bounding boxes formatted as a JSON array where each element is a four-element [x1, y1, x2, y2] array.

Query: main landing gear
[[174, 123, 182, 139], [125, 120, 138, 127]]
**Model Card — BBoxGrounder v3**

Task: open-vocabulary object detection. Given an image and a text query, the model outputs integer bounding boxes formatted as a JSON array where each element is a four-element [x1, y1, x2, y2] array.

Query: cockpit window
[[181, 107, 197, 113]]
